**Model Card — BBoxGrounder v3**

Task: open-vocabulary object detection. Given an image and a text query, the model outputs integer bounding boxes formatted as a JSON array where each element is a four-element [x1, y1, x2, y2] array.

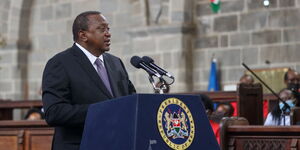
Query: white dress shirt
[[75, 43, 104, 70]]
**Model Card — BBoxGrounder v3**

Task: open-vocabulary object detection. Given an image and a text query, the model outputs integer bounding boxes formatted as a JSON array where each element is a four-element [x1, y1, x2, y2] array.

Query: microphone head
[[142, 56, 154, 64], [130, 56, 143, 68]]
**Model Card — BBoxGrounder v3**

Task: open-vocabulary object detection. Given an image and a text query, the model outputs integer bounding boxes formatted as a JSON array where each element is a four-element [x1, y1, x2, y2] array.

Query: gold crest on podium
[[157, 98, 195, 150]]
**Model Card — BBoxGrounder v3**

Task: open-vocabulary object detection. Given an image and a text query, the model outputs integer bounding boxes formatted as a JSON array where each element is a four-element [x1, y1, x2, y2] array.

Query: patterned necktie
[[94, 58, 113, 96]]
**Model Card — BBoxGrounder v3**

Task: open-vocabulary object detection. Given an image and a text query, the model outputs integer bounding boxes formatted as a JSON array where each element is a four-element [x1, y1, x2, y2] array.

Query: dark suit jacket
[[42, 44, 136, 150]]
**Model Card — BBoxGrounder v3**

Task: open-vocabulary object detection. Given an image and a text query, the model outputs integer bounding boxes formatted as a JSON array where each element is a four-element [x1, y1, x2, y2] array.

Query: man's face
[[286, 71, 299, 85], [85, 14, 111, 53]]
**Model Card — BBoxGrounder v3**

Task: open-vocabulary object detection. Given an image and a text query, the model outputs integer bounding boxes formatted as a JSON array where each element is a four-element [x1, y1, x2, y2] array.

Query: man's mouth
[[104, 39, 110, 47]]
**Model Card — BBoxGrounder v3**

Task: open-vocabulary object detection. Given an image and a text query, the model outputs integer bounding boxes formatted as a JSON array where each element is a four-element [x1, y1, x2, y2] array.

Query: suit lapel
[[70, 44, 113, 99], [103, 54, 120, 98]]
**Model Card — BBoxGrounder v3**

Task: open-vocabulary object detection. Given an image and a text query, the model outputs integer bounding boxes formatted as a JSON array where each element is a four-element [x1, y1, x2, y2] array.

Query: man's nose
[[105, 31, 111, 37]]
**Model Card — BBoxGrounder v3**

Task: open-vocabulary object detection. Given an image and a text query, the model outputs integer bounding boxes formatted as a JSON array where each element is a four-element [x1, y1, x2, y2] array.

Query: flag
[[208, 58, 219, 91], [210, 0, 221, 13]]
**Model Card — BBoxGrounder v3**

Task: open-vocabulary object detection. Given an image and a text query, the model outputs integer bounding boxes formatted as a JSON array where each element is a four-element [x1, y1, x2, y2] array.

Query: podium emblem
[[157, 98, 195, 150]]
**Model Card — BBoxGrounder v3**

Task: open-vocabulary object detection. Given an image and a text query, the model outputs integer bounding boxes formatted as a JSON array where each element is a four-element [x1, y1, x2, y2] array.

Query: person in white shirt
[[264, 88, 297, 126]]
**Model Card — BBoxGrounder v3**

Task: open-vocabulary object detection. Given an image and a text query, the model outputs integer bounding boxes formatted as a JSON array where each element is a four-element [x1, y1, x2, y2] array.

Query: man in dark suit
[[42, 11, 136, 150]]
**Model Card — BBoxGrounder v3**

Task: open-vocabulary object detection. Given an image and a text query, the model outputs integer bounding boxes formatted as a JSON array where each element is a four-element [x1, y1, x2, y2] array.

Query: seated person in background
[[264, 88, 297, 126], [284, 69, 300, 101], [215, 103, 234, 118], [24, 108, 44, 121], [239, 74, 254, 85]]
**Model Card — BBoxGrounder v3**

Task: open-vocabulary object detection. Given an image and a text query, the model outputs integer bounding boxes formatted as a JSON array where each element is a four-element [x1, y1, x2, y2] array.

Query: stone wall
[[193, 0, 300, 90], [0, 0, 299, 100]]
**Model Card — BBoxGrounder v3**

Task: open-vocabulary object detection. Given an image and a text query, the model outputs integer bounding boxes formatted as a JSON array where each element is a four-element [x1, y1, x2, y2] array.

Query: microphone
[[130, 56, 162, 78], [142, 56, 174, 79]]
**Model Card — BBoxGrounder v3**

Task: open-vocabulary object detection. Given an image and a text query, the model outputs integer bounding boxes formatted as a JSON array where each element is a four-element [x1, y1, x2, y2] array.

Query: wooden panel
[[24, 130, 53, 150], [0, 108, 13, 120], [223, 125, 300, 150], [0, 130, 23, 150], [238, 83, 263, 125], [0, 100, 42, 109], [291, 107, 300, 125]]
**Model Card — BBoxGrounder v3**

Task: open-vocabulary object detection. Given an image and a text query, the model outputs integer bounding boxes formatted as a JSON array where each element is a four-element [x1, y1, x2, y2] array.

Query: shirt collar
[[75, 43, 104, 64]]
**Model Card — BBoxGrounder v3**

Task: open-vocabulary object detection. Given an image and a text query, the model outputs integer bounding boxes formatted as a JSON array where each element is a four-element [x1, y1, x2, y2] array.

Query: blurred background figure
[[24, 108, 44, 121], [284, 69, 300, 102], [215, 103, 234, 118], [239, 74, 254, 85], [264, 88, 297, 126]]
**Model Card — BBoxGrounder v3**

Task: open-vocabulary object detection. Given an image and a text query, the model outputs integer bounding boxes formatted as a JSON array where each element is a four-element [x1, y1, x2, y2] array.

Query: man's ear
[[78, 30, 88, 42]]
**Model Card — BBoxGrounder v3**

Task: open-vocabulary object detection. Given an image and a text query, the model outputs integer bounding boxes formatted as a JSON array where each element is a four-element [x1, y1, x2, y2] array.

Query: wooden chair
[[291, 107, 300, 125], [237, 83, 263, 125], [219, 117, 249, 150]]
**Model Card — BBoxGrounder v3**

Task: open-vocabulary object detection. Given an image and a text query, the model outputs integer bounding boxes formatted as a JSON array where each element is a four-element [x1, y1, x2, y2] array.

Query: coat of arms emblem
[[157, 98, 195, 150]]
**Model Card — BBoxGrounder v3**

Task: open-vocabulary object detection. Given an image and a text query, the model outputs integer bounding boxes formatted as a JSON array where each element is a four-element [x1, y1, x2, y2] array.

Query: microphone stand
[[242, 63, 290, 126], [148, 76, 167, 94]]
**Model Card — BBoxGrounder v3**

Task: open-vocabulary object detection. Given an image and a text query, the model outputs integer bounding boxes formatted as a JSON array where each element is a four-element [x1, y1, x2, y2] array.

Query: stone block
[[47, 20, 67, 33], [227, 68, 244, 82], [110, 27, 129, 43], [199, 69, 210, 83], [252, 30, 281, 45], [0, 81, 12, 92], [0, 22, 8, 35], [279, 0, 295, 7], [194, 50, 207, 69], [172, 51, 186, 68], [0, 0, 10, 10], [269, 9, 300, 27], [99, 0, 118, 14], [171, 11, 191, 23], [38, 34, 59, 50], [59, 33, 73, 49], [72, 1, 100, 16], [194, 36, 218, 49], [158, 35, 182, 51], [130, 2, 142, 15], [214, 15, 237, 32], [0, 66, 12, 79], [230, 33, 250, 46], [283, 28, 300, 43], [40, 5, 53, 20], [221, 0, 245, 13], [260, 44, 300, 63], [29, 51, 48, 63], [0, 52, 14, 64], [242, 47, 259, 65], [197, 16, 213, 35], [28, 80, 41, 95], [129, 15, 145, 27], [132, 37, 156, 53], [171, 0, 185, 11], [163, 52, 173, 69], [220, 35, 228, 47], [1, 10, 9, 21], [240, 11, 268, 31], [114, 13, 131, 27], [247, 0, 277, 10], [55, 3, 71, 19], [193, 70, 200, 83], [208, 49, 241, 67], [196, 3, 212, 17], [118, 0, 132, 12]]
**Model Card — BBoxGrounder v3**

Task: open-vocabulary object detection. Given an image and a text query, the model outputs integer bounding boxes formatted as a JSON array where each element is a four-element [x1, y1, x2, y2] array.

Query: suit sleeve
[[119, 58, 136, 94], [42, 57, 89, 127]]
